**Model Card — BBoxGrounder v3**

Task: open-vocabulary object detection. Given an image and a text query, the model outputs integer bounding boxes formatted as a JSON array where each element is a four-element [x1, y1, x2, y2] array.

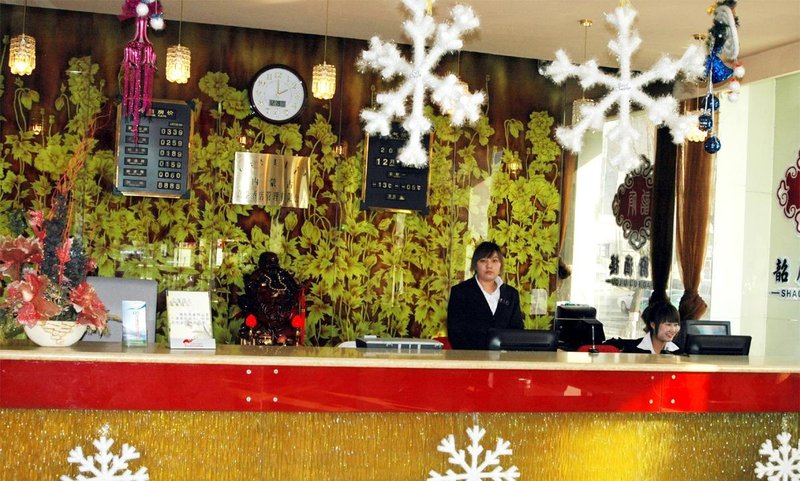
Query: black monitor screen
[[684, 320, 731, 336], [555, 318, 605, 351], [685, 334, 752, 355], [487, 329, 558, 351], [555, 305, 597, 320]]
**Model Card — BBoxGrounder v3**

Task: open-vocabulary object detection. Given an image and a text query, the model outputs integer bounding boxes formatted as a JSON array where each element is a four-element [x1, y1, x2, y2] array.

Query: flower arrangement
[[0, 192, 107, 331]]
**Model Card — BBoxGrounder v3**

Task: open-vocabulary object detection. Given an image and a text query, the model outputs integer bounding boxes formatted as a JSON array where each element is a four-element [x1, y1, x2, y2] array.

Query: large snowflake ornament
[[755, 432, 800, 481], [428, 425, 520, 481], [358, 0, 485, 168], [60, 436, 149, 481], [543, 4, 706, 172]]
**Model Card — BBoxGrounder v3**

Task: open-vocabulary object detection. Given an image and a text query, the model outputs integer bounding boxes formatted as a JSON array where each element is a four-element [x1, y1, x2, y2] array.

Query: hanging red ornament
[[120, 0, 164, 140]]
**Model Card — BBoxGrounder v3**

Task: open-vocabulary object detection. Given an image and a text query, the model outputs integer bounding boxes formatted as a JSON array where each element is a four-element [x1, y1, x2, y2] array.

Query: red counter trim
[[1, 360, 797, 412]]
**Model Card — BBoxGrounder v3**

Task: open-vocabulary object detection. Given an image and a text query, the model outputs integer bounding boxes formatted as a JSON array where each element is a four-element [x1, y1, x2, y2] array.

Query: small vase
[[23, 320, 87, 347]]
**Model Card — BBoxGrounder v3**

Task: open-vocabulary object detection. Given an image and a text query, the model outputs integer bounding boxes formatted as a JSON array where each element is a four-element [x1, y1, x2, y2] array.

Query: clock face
[[248, 64, 307, 123]]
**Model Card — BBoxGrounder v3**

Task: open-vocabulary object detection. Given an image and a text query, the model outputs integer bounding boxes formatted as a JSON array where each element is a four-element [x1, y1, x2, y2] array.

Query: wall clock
[[248, 64, 307, 124]]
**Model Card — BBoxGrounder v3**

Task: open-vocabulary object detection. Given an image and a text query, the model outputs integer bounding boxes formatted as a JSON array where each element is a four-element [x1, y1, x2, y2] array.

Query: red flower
[[0, 236, 43, 281], [56, 237, 73, 265], [27, 210, 46, 241], [5, 273, 62, 326], [70, 282, 107, 329]]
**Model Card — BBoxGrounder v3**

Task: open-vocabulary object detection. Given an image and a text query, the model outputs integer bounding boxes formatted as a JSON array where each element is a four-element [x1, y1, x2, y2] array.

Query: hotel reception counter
[[0, 344, 797, 480]]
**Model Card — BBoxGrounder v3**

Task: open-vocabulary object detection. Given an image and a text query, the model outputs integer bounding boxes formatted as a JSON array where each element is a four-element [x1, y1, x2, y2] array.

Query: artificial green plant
[[1, 59, 562, 345]]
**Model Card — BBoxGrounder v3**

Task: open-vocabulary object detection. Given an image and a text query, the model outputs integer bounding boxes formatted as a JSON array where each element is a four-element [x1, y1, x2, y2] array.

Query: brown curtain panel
[[675, 138, 714, 320], [557, 153, 577, 279], [648, 127, 678, 306]]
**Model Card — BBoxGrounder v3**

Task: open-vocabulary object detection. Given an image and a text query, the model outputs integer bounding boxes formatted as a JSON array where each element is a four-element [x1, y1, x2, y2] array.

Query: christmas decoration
[[358, 0, 484, 168], [120, 0, 165, 140], [698, 1, 745, 154], [754, 431, 800, 481], [542, 3, 705, 172], [705, 0, 745, 101], [60, 435, 149, 481], [427, 425, 520, 481]]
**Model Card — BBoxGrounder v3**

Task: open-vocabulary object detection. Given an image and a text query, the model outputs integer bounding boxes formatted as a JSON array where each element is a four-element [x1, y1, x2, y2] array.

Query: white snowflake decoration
[[428, 425, 520, 481], [755, 432, 800, 481], [543, 4, 706, 172], [60, 436, 149, 481], [358, 0, 485, 168]]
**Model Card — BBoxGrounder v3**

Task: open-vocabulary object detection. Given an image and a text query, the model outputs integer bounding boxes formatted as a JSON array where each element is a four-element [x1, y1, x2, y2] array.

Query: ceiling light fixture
[[571, 18, 594, 126], [166, 0, 191, 84], [311, 0, 336, 100], [9, 0, 36, 76]]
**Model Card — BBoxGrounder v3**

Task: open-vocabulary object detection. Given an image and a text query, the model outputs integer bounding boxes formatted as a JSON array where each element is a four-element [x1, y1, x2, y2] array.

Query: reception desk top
[[0, 342, 798, 373], [1, 343, 798, 413]]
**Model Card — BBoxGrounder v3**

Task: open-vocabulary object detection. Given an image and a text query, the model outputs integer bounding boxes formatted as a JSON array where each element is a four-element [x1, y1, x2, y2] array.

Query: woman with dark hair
[[446, 241, 524, 350], [606, 301, 683, 354]]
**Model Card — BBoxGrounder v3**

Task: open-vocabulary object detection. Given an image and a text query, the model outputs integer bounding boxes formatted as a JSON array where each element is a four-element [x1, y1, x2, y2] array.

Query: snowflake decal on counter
[[60, 436, 149, 481], [428, 425, 520, 481], [543, 4, 705, 172], [755, 432, 800, 481], [358, 0, 484, 168]]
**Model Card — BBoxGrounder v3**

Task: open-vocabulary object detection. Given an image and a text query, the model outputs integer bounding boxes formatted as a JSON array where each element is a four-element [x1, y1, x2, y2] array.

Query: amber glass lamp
[[166, 0, 191, 84], [9, 1, 36, 76], [312, 0, 336, 100]]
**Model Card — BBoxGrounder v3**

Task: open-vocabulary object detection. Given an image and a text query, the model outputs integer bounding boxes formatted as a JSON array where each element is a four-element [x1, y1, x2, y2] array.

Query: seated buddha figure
[[238, 252, 302, 346]]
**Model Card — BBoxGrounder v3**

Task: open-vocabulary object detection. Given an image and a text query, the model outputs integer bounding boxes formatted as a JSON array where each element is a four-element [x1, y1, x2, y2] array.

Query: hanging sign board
[[361, 124, 431, 214], [114, 99, 193, 198]]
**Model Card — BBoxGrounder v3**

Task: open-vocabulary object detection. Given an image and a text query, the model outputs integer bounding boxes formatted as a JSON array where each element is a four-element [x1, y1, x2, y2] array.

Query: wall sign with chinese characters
[[115, 99, 193, 198], [361, 124, 430, 214], [612, 156, 653, 250], [769, 257, 800, 300], [776, 149, 800, 235], [231, 152, 309, 208]]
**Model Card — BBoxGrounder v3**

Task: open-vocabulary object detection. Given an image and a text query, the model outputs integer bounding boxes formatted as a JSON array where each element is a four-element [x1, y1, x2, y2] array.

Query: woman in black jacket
[[446, 241, 523, 350]]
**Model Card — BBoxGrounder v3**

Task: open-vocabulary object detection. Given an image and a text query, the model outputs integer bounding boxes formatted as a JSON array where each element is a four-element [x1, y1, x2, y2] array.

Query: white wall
[[766, 72, 800, 356], [712, 71, 800, 356]]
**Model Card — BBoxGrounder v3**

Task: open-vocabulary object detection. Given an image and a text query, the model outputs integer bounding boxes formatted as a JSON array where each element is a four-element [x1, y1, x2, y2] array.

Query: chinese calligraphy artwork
[[612, 156, 654, 250]]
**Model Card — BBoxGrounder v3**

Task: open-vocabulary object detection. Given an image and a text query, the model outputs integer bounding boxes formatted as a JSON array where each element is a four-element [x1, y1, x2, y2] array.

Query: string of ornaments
[[119, 0, 166, 140], [698, 0, 744, 154], [542, 2, 706, 173], [358, 0, 485, 168]]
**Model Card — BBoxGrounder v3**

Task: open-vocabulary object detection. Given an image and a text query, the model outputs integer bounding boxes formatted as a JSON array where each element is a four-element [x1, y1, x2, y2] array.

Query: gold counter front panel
[[0, 410, 796, 480]]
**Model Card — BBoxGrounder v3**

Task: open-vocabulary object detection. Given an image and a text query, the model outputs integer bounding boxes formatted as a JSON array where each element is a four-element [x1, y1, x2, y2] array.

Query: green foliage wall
[[0, 9, 563, 346]]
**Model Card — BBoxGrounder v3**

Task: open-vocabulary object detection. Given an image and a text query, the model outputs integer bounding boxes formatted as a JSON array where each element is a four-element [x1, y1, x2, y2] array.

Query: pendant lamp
[[166, 0, 191, 84], [312, 0, 336, 100], [9, 0, 36, 76], [571, 19, 594, 125]]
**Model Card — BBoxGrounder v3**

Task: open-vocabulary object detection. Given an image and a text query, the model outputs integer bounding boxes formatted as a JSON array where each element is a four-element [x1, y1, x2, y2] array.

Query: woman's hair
[[470, 241, 504, 272], [641, 301, 680, 333]]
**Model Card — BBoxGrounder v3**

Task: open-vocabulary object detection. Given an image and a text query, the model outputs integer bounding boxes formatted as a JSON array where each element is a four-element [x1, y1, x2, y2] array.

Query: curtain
[[557, 153, 577, 280], [648, 127, 678, 306], [675, 138, 714, 320]]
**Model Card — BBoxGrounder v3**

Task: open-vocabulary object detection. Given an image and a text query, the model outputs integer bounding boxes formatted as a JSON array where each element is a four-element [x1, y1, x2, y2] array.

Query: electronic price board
[[361, 124, 430, 214], [115, 100, 193, 198]]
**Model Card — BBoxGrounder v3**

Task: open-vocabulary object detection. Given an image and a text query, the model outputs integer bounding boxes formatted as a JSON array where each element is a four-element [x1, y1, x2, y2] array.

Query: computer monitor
[[684, 320, 731, 336], [555, 304, 597, 320], [554, 305, 604, 351], [487, 329, 558, 351], [685, 334, 752, 355]]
